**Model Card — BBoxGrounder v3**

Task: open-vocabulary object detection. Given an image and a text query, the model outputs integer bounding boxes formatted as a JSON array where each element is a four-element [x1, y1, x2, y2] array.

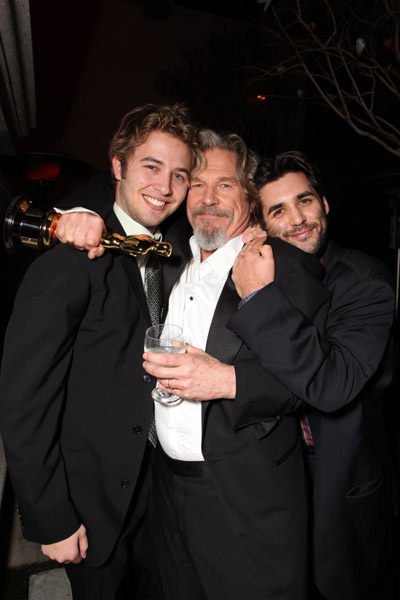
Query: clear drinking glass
[[144, 324, 185, 405]]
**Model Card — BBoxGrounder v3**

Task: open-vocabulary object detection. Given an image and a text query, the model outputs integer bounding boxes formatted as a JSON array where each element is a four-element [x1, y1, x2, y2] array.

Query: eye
[[174, 172, 187, 183], [271, 208, 284, 217], [190, 182, 203, 189], [220, 183, 230, 189], [299, 196, 312, 205], [145, 164, 157, 171]]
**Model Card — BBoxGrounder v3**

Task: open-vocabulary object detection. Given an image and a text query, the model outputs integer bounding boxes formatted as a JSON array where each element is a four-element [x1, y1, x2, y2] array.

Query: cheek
[[172, 183, 188, 205], [232, 199, 249, 220], [265, 219, 284, 235]]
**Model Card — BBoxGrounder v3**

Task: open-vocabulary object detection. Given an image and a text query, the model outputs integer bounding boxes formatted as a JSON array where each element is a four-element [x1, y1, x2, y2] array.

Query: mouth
[[143, 194, 168, 209], [197, 213, 221, 221], [193, 208, 232, 220], [287, 225, 315, 240]]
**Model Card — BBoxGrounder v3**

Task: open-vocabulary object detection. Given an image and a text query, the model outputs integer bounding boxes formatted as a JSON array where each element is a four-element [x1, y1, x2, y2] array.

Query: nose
[[155, 172, 173, 196], [289, 206, 306, 226], [202, 186, 218, 206]]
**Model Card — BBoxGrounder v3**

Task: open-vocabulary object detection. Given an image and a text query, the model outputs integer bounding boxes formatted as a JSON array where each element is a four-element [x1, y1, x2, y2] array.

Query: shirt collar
[[113, 201, 162, 240], [189, 234, 243, 277]]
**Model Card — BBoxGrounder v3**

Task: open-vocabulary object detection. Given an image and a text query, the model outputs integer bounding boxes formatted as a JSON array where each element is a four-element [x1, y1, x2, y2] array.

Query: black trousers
[[153, 448, 305, 600], [65, 446, 163, 600]]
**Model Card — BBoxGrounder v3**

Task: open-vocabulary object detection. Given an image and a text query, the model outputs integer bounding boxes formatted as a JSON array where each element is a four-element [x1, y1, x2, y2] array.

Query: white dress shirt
[[155, 234, 243, 461]]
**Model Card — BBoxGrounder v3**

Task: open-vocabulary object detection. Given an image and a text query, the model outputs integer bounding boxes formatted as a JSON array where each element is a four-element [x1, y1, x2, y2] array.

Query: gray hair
[[196, 129, 263, 225]]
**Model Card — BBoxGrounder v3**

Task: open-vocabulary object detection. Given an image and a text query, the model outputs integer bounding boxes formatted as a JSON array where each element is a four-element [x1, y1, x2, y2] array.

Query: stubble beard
[[267, 216, 329, 256]]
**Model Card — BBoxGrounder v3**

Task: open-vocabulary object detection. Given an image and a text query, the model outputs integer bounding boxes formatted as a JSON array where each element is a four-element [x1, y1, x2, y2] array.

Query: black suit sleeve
[[230, 248, 394, 415], [230, 240, 331, 429], [55, 171, 114, 220], [0, 246, 89, 543]]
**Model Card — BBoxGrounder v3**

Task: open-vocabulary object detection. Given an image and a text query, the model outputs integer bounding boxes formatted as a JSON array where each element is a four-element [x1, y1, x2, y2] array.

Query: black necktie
[[144, 253, 163, 447], [145, 253, 163, 326]]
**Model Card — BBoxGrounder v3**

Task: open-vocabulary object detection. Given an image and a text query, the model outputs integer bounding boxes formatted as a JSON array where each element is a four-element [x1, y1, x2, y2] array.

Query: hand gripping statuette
[[3, 195, 172, 258]]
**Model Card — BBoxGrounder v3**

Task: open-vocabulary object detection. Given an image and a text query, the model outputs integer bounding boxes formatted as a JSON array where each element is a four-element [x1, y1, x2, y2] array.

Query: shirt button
[[189, 296, 193, 301], [143, 374, 152, 383], [120, 479, 130, 488], [132, 425, 142, 434]]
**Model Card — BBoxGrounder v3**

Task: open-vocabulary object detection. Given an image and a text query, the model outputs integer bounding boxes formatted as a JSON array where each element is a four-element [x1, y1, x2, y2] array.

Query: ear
[[323, 197, 330, 215], [112, 156, 122, 181]]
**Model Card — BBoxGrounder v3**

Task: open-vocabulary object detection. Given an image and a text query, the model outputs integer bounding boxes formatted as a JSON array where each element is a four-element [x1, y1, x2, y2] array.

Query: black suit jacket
[[160, 232, 332, 597], [229, 240, 397, 599], [0, 210, 163, 566]]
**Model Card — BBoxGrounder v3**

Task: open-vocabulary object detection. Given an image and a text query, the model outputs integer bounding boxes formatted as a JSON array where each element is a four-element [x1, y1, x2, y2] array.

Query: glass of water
[[144, 324, 185, 405]]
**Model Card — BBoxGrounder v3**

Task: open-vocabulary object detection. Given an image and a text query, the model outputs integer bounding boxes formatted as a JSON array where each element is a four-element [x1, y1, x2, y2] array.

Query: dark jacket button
[[132, 425, 142, 434], [143, 374, 152, 383], [120, 479, 130, 488]]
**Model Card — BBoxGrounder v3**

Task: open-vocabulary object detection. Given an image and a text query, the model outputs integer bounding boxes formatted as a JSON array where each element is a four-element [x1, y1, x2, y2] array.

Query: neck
[[200, 248, 215, 262]]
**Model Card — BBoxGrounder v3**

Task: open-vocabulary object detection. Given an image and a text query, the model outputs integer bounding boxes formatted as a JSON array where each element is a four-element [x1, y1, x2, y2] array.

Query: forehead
[[131, 130, 191, 162], [195, 148, 240, 179], [260, 172, 312, 209]]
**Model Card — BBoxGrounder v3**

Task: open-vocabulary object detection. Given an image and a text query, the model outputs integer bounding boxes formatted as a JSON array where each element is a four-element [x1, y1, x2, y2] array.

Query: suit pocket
[[275, 437, 299, 466], [61, 446, 82, 474], [344, 470, 388, 565], [252, 417, 281, 440], [345, 469, 383, 499]]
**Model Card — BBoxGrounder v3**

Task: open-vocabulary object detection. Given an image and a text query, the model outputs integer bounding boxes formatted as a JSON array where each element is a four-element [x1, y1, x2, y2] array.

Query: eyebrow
[[140, 156, 190, 176], [266, 190, 318, 214], [191, 175, 238, 183]]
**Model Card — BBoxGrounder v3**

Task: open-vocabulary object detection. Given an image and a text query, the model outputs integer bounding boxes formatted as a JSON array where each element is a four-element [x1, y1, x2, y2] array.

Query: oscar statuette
[[3, 195, 172, 258]]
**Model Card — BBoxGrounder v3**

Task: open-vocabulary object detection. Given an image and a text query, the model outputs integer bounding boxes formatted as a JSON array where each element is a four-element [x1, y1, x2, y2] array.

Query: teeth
[[144, 195, 166, 207]]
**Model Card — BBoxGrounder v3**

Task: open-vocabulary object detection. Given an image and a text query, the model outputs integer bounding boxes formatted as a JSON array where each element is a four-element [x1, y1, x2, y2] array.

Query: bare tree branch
[[256, 0, 400, 158]]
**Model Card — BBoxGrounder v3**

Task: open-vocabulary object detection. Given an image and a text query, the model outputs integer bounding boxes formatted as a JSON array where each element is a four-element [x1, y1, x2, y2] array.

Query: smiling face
[[260, 171, 329, 255], [112, 130, 192, 231], [187, 147, 250, 258]]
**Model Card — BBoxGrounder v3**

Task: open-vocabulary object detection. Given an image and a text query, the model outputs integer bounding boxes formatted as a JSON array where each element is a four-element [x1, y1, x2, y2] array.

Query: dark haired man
[[231, 151, 398, 600], [0, 103, 200, 599]]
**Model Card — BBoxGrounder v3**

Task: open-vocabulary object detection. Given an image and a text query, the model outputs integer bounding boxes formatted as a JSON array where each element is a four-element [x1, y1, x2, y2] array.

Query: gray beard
[[193, 226, 229, 252]]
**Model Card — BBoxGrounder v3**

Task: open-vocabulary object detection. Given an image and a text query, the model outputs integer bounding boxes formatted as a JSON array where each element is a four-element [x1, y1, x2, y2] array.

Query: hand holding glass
[[144, 324, 185, 405]]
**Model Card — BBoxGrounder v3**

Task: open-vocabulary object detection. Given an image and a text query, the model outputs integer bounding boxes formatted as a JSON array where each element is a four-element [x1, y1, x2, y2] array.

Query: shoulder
[[325, 241, 394, 288], [27, 243, 110, 273], [267, 237, 324, 280], [17, 244, 115, 300]]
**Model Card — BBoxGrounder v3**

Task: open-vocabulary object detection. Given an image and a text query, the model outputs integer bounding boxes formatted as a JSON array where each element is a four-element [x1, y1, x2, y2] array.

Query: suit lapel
[[201, 274, 243, 422], [162, 215, 192, 303], [118, 255, 150, 323], [206, 275, 243, 363]]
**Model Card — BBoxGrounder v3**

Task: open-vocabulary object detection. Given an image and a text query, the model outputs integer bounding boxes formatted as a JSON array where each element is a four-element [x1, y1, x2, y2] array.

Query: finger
[[88, 246, 105, 260], [241, 228, 266, 243], [86, 224, 106, 249], [250, 236, 267, 251], [143, 352, 182, 367], [185, 344, 204, 355], [79, 534, 89, 560], [158, 379, 174, 392], [69, 227, 88, 249]]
